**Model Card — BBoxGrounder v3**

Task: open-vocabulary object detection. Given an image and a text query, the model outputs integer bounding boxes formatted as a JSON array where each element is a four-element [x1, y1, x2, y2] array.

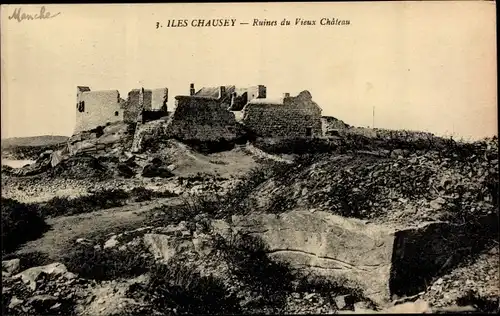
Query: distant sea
[[1, 159, 36, 169]]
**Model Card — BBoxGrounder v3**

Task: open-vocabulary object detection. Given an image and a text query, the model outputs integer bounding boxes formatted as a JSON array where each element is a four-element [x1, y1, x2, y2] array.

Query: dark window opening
[[115, 111, 119, 116], [306, 127, 312, 137], [78, 101, 85, 113]]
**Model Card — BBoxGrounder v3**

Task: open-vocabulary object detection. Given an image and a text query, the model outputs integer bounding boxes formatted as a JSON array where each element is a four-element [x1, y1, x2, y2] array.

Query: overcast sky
[[1, 2, 497, 140]]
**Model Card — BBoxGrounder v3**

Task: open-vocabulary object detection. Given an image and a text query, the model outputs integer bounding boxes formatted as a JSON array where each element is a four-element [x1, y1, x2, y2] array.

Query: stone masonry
[[241, 90, 323, 138]]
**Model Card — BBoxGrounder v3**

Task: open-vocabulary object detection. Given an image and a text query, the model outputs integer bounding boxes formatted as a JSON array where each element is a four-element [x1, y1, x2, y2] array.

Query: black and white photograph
[[1, 2, 498, 315]]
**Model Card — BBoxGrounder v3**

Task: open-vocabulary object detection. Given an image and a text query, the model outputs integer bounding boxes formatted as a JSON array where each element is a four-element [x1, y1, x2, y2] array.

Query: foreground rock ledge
[[212, 210, 497, 307]]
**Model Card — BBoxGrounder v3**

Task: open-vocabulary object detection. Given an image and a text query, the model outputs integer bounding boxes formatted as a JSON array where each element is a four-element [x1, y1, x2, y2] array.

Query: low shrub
[[2, 251, 52, 271], [252, 137, 338, 155], [456, 289, 500, 313], [34, 188, 176, 218], [215, 233, 369, 312], [130, 187, 178, 202], [1, 198, 49, 254], [147, 195, 221, 227], [218, 233, 295, 309], [60, 243, 152, 281], [180, 138, 236, 154], [40, 189, 130, 218], [144, 261, 240, 315]]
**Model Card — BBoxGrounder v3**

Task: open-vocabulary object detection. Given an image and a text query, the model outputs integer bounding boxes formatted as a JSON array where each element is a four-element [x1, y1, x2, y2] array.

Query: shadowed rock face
[[212, 210, 498, 307], [389, 213, 498, 297]]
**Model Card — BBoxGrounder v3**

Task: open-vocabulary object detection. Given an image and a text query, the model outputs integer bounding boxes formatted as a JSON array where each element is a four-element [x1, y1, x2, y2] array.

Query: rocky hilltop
[[1, 122, 498, 315]]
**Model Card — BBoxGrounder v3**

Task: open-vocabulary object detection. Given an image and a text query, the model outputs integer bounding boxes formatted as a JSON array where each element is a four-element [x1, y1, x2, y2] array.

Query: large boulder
[[13, 262, 77, 291], [222, 211, 394, 305], [2, 258, 21, 276], [141, 158, 174, 178], [215, 210, 497, 307]]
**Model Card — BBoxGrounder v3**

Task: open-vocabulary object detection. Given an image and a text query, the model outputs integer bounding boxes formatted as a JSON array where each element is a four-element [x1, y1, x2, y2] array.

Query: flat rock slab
[[226, 211, 394, 305], [215, 210, 497, 307]]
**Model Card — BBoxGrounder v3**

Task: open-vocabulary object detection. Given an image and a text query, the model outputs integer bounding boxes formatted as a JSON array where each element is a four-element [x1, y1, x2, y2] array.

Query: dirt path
[[16, 196, 183, 259]]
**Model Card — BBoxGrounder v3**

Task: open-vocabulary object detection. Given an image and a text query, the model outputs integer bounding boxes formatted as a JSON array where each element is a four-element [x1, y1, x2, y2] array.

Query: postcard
[[1, 2, 498, 315]]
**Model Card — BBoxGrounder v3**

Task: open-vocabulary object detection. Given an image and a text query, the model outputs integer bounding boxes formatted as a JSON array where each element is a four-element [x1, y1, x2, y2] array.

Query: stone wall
[[124, 89, 141, 123], [124, 89, 153, 122], [151, 88, 168, 111], [235, 85, 267, 101], [321, 116, 350, 136], [141, 110, 168, 124], [165, 96, 240, 141], [230, 85, 267, 111], [143, 90, 153, 111], [75, 90, 123, 133], [242, 90, 322, 138]]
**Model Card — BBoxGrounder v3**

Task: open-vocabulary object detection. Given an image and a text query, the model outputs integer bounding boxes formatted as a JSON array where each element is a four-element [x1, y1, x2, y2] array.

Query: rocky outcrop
[[51, 154, 111, 180], [3, 260, 148, 316], [131, 120, 166, 153], [13, 262, 77, 291], [217, 211, 394, 305], [2, 258, 21, 276], [213, 210, 498, 307], [142, 158, 174, 178]]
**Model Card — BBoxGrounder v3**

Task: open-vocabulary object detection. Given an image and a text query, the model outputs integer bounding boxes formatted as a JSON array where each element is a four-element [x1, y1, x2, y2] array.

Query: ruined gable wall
[[143, 90, 153, 111], [246, 85, 267, 100], [151, 88, 168, 110], [75, 90, 123, 133], [235, 85, 267, 102], [124, 90, 141, 123], [124, 89, 154, 122], [242, 93, 322, 138], [165, 96, 239, 141]]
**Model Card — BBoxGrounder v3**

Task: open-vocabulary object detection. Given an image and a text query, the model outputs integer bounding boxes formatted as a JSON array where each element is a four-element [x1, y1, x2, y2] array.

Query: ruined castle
[[75, 83, 330, 144], [75, 86, 168, 133]]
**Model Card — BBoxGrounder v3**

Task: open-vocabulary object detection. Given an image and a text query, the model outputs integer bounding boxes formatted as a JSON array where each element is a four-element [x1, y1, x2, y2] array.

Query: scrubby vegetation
[[40, 189, 130, 218], [252, 137, 337, 155], [1, 188, 178, 254], [1, 198, 49, 254], [2, 251, 52, 271], [7, 188, 178, 220], [129, 187, 178, 202], [143, 262, 241, 315], [60, 242, 153, 281], [2, 130, 498, 315], [216, 233, 369, 312]]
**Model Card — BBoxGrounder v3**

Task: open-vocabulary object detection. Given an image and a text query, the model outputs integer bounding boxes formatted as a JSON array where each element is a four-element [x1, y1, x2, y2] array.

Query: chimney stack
[[190, 83, 195, 96], [219, 86, 226, 99], [283, 92, 290, 98], [163, 88, 169, 103]]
